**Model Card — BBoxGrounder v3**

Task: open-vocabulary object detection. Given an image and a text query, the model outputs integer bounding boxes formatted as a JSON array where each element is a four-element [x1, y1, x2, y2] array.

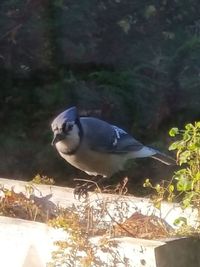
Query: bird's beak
[[51, 132, 66, 146]]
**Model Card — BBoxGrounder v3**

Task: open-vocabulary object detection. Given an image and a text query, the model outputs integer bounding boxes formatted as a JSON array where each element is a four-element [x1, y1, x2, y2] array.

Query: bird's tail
[[151, 151, 176, 165]]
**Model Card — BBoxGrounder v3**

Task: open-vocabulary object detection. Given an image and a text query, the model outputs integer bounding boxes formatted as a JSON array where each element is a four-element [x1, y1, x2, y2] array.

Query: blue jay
[[51, 106, 174, 196]]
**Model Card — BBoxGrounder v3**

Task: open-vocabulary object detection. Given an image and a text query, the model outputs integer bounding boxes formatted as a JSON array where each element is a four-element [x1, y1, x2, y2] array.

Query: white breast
[[60, 146, 124, 177], [59, 144, 134, 177]]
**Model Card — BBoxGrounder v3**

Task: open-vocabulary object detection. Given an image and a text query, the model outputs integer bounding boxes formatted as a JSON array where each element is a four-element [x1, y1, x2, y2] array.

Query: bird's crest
[[52, 106, 79, 129]]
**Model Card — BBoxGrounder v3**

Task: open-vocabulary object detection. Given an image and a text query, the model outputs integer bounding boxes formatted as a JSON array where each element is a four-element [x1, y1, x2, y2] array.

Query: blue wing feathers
[[80, 117, 143, 153]]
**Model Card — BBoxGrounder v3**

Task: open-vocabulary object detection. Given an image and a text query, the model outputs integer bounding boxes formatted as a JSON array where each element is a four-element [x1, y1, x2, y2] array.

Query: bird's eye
[[67, 123, 73, 131], [62, 122, 73, 133]]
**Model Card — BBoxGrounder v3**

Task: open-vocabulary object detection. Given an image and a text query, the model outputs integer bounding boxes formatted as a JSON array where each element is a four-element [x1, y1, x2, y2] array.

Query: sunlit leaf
[[179, 150, 191, 164], [169, 127, 179, 137], [173, 217, 187, 226], [176, 176, 192, 192], [169, 141, 180, 150], [144, 5, 156, 19], [169, 184, 174, 193], [118, 18, 131, 34], [185, 123, 194, 130]]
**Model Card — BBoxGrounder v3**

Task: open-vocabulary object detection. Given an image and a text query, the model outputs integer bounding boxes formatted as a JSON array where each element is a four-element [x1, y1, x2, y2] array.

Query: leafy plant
[[169, 122, 200, 210], [143, 179, 175, 209], [31, 174, 55, 185], [145, 122, 200, 213]]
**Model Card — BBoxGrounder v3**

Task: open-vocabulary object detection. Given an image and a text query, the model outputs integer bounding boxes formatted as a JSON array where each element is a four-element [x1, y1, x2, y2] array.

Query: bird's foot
[[73, 176, 104, 200], [73, 182, 90, 200]]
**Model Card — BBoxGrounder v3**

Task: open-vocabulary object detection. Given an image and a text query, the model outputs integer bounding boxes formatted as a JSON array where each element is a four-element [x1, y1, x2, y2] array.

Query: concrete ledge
[[0, 216, 54, 267], [0, 178, 199, 267], [0, 177, 197, 228]]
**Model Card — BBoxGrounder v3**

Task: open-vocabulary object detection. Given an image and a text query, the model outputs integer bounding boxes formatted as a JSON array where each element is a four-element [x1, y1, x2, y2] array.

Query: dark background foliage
[[1, 0, 200, 193]]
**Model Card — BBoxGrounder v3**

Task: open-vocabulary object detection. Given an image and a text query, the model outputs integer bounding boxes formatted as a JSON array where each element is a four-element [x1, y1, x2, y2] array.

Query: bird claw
[[73, 183, 90, 200], [73, 176, 104, 200]]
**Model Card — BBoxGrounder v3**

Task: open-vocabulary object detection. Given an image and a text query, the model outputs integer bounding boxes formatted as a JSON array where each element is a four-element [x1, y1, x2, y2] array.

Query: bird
[[51, 106, 175, 197]]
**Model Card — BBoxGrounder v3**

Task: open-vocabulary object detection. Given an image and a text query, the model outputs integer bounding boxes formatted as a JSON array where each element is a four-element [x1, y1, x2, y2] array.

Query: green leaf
[[194, 172, 200, 182], [145, 5, 157, 19], [185, 123, 194, 131], [182, 198, 191, 208], [143, 178, 152, 188], [169, 141, 180, 150], [183, 132, 191, 142], [188, 143, 197, 150], [176, 173, 192, 192], [169, 127, 179, 137], [118, 18, 131, 34], [182, 192, 196, 208], [169, 184, 174, 193], [179, 150, 191, 164], [195, 122, 200, 128], [173, 217, 187, 227]]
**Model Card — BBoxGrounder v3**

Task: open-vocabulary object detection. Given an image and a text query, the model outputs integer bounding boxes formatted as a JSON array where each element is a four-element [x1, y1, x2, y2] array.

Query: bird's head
[[51, 106, 82, 154]]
